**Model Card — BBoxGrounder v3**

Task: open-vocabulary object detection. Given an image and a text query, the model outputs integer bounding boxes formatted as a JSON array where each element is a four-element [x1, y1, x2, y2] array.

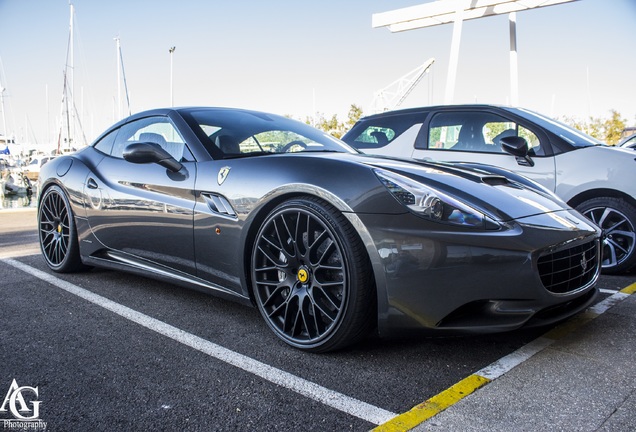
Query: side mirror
[[500, 136, 534, 167], [123, 142, 183, 172]]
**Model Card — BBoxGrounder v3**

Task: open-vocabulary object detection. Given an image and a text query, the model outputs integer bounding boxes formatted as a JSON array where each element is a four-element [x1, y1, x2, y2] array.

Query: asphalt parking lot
[[1, 208, 634, 431]]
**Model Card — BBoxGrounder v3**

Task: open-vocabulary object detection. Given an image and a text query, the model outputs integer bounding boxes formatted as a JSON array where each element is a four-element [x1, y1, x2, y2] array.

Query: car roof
[[358, 104, 513, 121]]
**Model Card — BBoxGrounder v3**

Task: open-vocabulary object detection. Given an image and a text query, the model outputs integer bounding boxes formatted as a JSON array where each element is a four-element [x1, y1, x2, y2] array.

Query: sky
[[1, 0, 635, 147]]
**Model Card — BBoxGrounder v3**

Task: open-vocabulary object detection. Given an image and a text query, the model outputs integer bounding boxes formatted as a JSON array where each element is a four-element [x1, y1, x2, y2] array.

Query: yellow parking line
[[620, 282, 636, 295], [371, 375, 490, 432], [373, 281, 636, 431]]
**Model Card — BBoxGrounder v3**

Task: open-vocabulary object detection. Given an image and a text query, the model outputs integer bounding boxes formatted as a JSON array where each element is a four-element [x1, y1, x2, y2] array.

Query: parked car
[[619, 134, 636, 149], [342, 105, 636, 274], [37, 107, 601, 352]]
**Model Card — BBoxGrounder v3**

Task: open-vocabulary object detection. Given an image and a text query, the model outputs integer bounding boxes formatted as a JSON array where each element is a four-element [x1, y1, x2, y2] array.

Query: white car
[[619, 134, 636, 149], [342, 105, 636, 274]]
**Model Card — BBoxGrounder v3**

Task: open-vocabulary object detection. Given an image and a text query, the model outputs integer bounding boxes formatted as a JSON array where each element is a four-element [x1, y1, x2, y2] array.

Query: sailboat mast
[[115, 37, 122, 120], [68, 2, 74, 150], [114, 37, 131, 119]]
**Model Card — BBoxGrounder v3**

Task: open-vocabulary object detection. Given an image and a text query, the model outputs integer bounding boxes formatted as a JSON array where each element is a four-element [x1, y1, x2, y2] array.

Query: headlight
[[375, 169, 499, 229]]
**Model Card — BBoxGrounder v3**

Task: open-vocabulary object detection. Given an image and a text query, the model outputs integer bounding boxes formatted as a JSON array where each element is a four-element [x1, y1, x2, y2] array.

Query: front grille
[[537, 239, 599, 294]]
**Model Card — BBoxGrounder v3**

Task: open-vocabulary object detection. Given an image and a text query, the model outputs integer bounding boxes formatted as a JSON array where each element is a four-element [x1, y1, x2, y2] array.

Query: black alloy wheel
[[578, 197, 636, 274], [38, 185, 87, 273], [251, 197, 374, 352]]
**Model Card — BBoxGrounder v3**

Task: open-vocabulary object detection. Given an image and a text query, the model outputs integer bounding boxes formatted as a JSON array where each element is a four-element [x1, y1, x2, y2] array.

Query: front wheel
[[576, 197, 636, 274], [251, 197, 375, 352], [38, 185, 89, 273]]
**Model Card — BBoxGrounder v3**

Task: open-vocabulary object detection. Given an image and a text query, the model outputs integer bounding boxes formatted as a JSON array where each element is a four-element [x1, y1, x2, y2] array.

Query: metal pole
[[169, 47, 175, 107], [115, 37, 121, 120], [46, 84, 50, 144], [0, 87, 7, 139], [69, 3, 74, 148], [509, 12, 519, 106], [444, 2, 466, 105]]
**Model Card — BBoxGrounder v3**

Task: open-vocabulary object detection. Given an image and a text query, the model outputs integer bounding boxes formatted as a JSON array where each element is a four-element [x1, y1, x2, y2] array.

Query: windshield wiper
[[222, 151, 276, 159], [298, 149, 343, 153]]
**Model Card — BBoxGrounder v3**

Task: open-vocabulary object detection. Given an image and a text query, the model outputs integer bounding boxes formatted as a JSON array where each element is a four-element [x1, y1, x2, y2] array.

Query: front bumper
[[352, 209, 601, 337]]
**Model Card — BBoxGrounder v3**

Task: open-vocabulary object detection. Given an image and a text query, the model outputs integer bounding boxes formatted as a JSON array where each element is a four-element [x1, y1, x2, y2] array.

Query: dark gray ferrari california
[[38, 107, 601, 352]]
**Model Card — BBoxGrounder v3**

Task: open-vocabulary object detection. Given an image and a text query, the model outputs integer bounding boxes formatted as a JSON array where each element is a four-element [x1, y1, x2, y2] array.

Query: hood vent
[[481, 176, 511, 187]]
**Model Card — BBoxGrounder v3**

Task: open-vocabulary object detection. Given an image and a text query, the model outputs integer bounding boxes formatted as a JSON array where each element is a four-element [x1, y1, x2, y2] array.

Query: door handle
[[86, 178, 99, 189]]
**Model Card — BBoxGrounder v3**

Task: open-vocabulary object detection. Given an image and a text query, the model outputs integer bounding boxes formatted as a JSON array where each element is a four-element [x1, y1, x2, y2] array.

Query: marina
[[1, 3, 83, 212], [0, 193, 36, 210]]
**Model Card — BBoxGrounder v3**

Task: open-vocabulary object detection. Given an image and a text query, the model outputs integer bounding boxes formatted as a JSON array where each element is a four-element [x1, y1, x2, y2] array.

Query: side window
[[351, 126, 396, 149], [93, 129, 118, 155], [111, 117, 186, 161], [347, 113, 425, 150], [520, 126, 542, 156], [429, 112, 492, 151], [482, 121, 517, 153], [429, 123, 461, 149], [428, 112, 544, 155]]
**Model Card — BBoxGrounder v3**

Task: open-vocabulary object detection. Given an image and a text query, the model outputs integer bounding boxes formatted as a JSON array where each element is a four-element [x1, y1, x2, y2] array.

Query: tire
[[576, 197, 636, 274], [38, 185, 89, 273], [251, 197, 375, 352]]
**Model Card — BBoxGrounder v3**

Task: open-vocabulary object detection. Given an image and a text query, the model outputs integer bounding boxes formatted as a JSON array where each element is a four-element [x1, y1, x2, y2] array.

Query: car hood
[[355, 154, 573, 222]]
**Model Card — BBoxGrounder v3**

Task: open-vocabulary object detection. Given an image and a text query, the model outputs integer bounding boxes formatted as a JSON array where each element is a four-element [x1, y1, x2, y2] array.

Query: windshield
[[513, 108, 604, 148], [182, 109, 357, 158]]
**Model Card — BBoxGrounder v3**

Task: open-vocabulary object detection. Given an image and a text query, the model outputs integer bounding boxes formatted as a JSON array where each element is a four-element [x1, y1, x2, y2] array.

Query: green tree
[[316, 113, 342, 138], [310, 104, 365, 138], [345, 104, 364, 130], [562, 110, 627, 145], [603, 110, 626, 145]]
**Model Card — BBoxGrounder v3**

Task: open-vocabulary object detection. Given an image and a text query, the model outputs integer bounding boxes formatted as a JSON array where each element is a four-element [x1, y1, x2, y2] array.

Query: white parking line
[[479, 289, 629, 381], [599, 288, 619, 294], [373, 285, 636, 431], [3, 258, 396, 426]]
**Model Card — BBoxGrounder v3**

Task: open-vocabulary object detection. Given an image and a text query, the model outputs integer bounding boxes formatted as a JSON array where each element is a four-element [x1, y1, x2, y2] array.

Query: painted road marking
[[3, 258, 396, 426], [373, 285, 636, 431], [599, 288, 618, 294], [373, 375, 490, 432], [621, 282, 636, 295]]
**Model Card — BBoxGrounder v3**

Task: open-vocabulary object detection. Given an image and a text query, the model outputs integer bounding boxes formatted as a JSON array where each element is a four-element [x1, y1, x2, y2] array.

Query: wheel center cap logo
[[217, 167, 231, 185], [57, 224, 62, 233], [297, 268, 309, 283]]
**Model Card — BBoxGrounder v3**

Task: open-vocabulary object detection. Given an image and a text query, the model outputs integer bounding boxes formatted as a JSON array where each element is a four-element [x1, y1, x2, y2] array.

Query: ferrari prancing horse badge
[[217, 166, 231, 185]]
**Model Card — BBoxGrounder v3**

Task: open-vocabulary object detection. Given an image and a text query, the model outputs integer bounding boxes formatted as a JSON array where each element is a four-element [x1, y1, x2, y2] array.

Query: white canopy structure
[[372, 0, 578, 105]]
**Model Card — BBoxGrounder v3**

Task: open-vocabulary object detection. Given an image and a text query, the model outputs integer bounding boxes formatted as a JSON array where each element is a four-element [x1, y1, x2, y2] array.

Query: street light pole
[[169, 46, 176, 107]]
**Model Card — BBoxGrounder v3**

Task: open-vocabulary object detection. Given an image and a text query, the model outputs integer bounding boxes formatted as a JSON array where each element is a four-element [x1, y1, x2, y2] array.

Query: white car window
[[428, 112, 544, 156]]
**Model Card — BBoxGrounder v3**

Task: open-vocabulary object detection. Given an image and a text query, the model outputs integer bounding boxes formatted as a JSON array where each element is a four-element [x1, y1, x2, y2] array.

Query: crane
[[370, 57, 435, 113]]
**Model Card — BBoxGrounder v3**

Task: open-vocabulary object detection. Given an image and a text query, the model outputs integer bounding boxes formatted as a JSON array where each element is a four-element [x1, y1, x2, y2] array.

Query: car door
[[412, 110, 557, 192], [190, 127, 284, 296], [84, 116, 198, 275]]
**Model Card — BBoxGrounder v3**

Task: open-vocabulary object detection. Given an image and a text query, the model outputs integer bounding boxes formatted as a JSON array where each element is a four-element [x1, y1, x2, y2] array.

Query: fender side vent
[[201, 193, 237, 218]]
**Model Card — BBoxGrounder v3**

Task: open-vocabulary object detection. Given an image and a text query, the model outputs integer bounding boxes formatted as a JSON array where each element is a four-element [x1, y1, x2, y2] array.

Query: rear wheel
[[577, 197, 636, 274], [251, 197, 374, 352], [38, 185, 88, 273]]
